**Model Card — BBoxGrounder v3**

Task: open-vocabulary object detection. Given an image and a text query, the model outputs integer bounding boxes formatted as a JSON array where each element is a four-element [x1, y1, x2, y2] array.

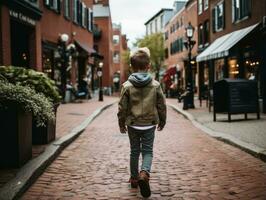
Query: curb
[[0, 102, 116, 200], [167, 103, 266, 163]]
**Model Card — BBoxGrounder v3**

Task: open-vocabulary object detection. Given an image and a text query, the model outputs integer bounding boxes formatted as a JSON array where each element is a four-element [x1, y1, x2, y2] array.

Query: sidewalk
[[167, 98, 266, 161], [0, 96, 118, 199]]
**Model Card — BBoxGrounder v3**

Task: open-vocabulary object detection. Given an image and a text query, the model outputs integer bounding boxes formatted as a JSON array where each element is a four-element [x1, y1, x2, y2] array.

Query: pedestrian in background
[[117, 47, 167, 198]]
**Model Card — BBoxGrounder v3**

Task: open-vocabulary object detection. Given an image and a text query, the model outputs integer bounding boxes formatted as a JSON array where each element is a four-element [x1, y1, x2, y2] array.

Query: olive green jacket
[[117, 79, 166, 128]]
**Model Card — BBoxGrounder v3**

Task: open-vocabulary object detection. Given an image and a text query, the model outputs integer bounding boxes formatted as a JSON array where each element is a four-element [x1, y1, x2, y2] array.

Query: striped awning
[[196, 23, 259, 62]]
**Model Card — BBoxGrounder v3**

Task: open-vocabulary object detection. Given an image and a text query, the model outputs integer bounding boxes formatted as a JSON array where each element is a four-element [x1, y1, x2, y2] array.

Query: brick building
[[0, 0, 42, 69], [93, 0, 113, 92], [196, 0, 266, 112], [0, 0, 95, 96], [163, 0, 198, 96], [112, 23, 128, 90]]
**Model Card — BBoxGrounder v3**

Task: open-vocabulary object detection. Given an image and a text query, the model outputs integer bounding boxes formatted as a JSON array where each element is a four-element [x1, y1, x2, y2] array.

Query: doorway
[[10, 19, 33, 68]]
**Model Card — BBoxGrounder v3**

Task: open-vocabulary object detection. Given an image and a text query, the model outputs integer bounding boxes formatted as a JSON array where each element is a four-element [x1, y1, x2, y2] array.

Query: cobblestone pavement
[[22, 105, 266, 200], [167, 98, 266, 149]]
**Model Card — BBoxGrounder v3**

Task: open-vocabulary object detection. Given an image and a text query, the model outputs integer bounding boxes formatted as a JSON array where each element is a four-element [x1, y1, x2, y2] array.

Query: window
[[199, 24, 204, 46], [204, 0, 209, 10], [160, 15, 164, 29], [204, 20, 210, 45], [165, 48, 169, 59], [87, 8, 93, 31], [212, 1, 225, 32], [73, 0, 78, 23], [155, 19, 158, 33], [232, 0, 251, 22], [170, 38, 184, 55], [150, 23, 153, 34], [44, 0, 61, 13], [113, 51, 120, 63], [82, 3, 87, 27], [64, 0, 70, 18], [165, 31, 169, 40], [198, 0, 203, 15], [113, 35, 120, 44]]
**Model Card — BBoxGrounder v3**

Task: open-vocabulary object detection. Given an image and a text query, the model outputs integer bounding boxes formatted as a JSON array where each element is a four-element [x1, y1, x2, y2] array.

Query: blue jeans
[[128, 126, 155, 178]]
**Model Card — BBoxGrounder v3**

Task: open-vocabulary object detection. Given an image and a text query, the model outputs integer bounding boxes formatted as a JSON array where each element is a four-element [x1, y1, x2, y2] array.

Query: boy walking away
[[117, 47, 167, 198]]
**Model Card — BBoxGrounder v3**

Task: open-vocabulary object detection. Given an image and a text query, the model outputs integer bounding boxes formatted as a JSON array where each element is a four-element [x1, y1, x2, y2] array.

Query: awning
[[74, 40, 96, 54], [196, 23, 259, 62]]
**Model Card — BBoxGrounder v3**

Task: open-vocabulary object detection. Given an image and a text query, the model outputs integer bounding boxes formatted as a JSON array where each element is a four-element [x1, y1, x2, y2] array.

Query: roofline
[[144, 8, 173, 25]]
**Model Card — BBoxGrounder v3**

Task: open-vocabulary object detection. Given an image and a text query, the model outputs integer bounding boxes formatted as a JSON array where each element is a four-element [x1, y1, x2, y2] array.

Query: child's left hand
[[120, 126, 127, 134]]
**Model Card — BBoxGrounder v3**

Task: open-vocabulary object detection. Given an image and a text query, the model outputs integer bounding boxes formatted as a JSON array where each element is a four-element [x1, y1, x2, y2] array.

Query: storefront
[[0, 0, 42, 68], [197, 23, 266, 113]]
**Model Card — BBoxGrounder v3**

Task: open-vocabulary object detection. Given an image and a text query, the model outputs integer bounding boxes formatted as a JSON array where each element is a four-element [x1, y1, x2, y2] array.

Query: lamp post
[[58, 33, 69, 103], [176, 64, 181, 102], [183, 22, 196, 110], [97, 62, 103, 101]]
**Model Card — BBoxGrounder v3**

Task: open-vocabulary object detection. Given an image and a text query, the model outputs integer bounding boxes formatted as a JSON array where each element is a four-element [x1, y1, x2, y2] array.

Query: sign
[[9, 10, 36, 26]]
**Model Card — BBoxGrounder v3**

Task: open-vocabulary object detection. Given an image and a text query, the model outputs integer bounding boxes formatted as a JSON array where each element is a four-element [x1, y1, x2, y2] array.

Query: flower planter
[[32, 103, 59, 144], [0, 108, 32, 168]]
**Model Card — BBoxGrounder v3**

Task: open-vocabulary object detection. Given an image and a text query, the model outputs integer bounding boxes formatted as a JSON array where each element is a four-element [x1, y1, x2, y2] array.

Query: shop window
[[64, 0, 70, 18], [198, 0, 203, 15], [215, 59, 225, 81], [212, 1, 225, 32], [204, 0, 209, 10], [113, 51, 120, 63], [228, 58, 239, 78], [232, 0, 251, 22], [42, 50, 54, 79]]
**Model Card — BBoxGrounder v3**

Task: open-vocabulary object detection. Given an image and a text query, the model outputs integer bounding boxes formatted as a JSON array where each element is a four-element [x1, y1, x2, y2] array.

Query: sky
[[109, 0, 175, 48]]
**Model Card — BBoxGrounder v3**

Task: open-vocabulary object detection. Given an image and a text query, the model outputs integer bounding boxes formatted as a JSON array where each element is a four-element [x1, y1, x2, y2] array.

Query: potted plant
[[0, 66, 61, 144], [0, 81, 55, 168]]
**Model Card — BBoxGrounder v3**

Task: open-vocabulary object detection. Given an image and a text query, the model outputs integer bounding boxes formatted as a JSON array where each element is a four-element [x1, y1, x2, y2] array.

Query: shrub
[[0, 81, 55, 127], [0, 66, 61, 103]]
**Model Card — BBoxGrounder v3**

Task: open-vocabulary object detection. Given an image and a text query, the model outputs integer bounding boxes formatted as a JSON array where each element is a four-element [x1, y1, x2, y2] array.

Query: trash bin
[[213, 78, 260, 122]]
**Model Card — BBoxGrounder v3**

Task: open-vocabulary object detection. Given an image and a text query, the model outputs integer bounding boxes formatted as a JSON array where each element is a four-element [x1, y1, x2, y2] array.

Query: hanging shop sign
[[9, 10, 36, 26]]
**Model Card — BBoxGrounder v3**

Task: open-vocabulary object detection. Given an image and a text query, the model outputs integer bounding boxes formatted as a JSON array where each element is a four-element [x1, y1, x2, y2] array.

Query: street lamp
[[58, 33, 69, 103], [183, 22, 196, 110], [97, 62, 103, 101]]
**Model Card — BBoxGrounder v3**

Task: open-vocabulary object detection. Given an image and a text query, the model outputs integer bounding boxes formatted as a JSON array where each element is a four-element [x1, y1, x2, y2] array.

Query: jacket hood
[[128, 73, 152, 87]]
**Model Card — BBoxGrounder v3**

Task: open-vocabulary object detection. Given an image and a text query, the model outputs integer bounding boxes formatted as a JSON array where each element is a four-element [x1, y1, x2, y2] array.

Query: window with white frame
[[232, 0, 251, 22], [198, 0, 203, 15], [113, 51, 120, 63], [64, 0, 70, 18], [82, 3, 87, 27], [44, 0, 60, 13], [155, 19, 158, 33], [212, 1, 225, 32], [150, 23, 153, 34], [87, 8, 93, 31], [160, 15, 164, 29], [73, 0, 78, 23], [113, 35, 120, 45], [204, 0, 209, 10]]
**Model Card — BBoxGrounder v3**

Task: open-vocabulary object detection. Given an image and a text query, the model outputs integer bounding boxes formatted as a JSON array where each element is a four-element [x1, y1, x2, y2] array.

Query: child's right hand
[[120, 126, 127, 134]]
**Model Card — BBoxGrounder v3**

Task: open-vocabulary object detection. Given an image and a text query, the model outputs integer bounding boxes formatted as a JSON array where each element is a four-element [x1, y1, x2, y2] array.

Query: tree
[[135, 33, 165, 80]]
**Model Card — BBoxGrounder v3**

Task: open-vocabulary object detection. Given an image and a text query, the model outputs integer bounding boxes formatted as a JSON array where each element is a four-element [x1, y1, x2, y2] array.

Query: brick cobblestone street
[[22, 104, 266, 200]]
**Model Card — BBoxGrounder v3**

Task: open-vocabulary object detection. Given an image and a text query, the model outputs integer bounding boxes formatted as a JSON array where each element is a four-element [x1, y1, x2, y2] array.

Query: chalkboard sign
[[213, 79, 260, 122]]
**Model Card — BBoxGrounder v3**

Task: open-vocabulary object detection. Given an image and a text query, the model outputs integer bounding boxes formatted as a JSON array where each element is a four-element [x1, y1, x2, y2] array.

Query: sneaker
[[138, 171, 151, 197], [129, 177, 138, 188]]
